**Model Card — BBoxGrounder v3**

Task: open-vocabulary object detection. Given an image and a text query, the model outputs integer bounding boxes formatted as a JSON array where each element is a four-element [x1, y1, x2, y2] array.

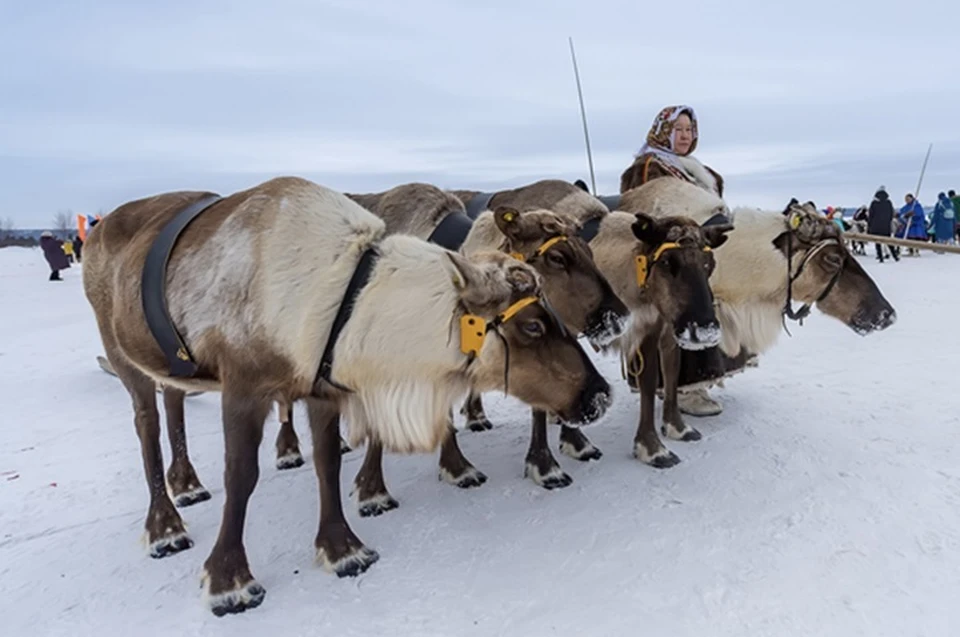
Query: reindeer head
[[630, 212, 733, 350], [443, 250, 612, 426], [774, 199, 896, 335], [492, 205, 629, 349]]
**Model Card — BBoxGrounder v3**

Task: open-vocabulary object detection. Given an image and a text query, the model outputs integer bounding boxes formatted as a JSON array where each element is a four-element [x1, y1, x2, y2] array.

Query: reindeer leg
[[274, 400, 305, 470], [659, 335, 702, 442], [558, 420, 603, 462], [200, 384, 270, 616], [438, 413, 487, 488], [461, 390, 494, 432], [632, 334, 680, 468], [351, 437, 399, 517], [163, 387, 211, 507], [309, 398, 380, 576], [112, 351, 194, 558], [524, 409, 573, 489]]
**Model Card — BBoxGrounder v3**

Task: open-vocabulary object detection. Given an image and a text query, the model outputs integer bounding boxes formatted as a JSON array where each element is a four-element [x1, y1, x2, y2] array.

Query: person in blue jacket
[[898, 193, 927, 255], [931, 192, 957, 244]]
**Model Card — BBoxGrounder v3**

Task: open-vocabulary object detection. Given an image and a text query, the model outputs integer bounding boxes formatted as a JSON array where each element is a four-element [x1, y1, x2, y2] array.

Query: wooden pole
[[914, 142, 933, 199], [844, 231, 960, 255], [568, 37, 597, 196]]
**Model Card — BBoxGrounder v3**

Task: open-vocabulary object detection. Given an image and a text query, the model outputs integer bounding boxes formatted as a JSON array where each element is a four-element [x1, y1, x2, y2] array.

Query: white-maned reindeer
[[82, 176, 612, 616], [617, 178, 896, 362]]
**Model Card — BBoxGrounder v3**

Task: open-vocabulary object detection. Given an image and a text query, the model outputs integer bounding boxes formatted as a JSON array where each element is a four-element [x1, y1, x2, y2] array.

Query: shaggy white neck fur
[[675, 155, 720, 196]]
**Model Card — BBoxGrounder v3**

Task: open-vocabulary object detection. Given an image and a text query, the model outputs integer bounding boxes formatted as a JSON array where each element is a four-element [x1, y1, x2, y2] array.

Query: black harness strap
[[141, 193, 223, 378], [701, 212, 731, 227], [314, 247, 381, 393], [578, 216, 602, 243], [597, 194, 621, 211], [464, 192, 496, 220], [427, 209, 474, 251]]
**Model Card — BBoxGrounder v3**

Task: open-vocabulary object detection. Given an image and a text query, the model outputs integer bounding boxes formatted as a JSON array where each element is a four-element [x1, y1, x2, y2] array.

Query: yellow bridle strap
[[636, 242, 712, 287], [509, 235, 569, 262], [498, 295, 540, 323], [652, 241, 682, 261], [459, 296, 540, 356], [535, 235, 568, 256]]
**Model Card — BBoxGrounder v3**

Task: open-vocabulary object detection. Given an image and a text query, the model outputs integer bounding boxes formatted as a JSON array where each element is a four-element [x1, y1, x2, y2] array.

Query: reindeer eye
[[545, 251, 565, 268], [521, 320, 546, 338], [823, 252, 843, 270]]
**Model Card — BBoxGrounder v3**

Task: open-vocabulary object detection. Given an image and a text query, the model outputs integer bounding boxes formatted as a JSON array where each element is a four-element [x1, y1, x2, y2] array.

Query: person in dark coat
[[73, 234, 83, 262], [867, 186, 899, 262], [39, 231, 70, 281]]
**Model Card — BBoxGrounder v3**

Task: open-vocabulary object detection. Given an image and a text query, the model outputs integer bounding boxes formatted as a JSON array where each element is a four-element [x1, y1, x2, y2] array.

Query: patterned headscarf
[[635, 105, 714, 189], [640, 105, 699, 156]]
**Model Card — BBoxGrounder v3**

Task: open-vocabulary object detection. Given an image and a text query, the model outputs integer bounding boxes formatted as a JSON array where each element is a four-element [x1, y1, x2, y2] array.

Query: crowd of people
[[853, 188, 959, 262]]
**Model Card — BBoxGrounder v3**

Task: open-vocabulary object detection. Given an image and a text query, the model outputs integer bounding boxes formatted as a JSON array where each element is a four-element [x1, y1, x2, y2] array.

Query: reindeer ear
[[443, 250, 481, 291], [493, 206, 528, 241], [703, 223, 734, 249], [631, 212, 667, 246], [782, 198, 800, 216], [504, 263, 541, 296], [538, 214, 566, 238]]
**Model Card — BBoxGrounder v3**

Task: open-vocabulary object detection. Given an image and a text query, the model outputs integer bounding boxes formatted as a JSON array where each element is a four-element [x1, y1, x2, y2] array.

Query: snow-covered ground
[[1, 244, 957, 636]]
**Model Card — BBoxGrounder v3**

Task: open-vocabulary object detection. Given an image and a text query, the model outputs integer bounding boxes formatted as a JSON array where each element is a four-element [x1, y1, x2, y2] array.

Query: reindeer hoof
[[332, 547, 380, 578], [634, 444, 681, 469], [661, 424, 703, 442], [559, 439, 603, 462], [466, 418, 494, 432], [173, 486, 212, 508], [357, 493, 399, 518], [316, 536, 380, 577], [525, 462, 573, 490], [440, 465, 488, 489], [203, 573, 265, 617], [339, 439, 353, 454], [148, 531, 193, 559], [276, 451, 305, 470]]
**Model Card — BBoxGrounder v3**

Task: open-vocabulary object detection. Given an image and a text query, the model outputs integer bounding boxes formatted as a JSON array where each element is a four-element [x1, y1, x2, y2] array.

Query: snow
[[1, 244, 958, 636]]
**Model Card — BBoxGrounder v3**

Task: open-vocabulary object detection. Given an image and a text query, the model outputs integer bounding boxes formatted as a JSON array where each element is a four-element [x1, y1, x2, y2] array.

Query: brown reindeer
[[445, 180, 733, 476], [615, 179, 897, 393], [334, 183, 630, 514], [81, 176, 612, 616]]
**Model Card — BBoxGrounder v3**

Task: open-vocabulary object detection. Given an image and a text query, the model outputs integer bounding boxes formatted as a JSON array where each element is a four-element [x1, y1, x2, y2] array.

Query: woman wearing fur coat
[[618, 105, 748, 417]]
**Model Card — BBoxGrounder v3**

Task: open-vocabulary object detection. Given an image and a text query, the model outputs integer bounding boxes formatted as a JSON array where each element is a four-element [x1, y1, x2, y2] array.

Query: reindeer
[[81, 176, 612, 616], [442, 180, 733, 476], [614, 178, 897, 405], [329, 183, 630, 514]]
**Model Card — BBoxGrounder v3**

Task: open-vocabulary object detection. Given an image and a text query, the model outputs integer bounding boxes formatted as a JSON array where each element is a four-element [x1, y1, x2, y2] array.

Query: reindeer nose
[[676, 321, 722, 351]]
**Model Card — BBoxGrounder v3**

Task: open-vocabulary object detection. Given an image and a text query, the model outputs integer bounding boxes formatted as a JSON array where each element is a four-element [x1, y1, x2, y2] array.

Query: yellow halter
[[509, 235, 569, 262], [460, 296, 540, 356], [635, 242, 712, 287]]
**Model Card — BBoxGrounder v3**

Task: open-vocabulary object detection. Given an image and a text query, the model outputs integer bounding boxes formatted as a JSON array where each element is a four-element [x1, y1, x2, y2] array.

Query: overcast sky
[[2, 0, 958, 228]]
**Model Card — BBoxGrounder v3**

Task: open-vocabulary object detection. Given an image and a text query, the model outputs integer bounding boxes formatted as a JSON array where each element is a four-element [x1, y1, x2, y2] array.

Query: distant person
[[931, 192, 956, 244], [73, 234, 83, 262], [62, 238, 75, 264], [851, 205, 869, 254], [867, 186, 899, 262], [898, 193, 927, 255], [39, 231, 70, 281], [950, 190, 960, 241]]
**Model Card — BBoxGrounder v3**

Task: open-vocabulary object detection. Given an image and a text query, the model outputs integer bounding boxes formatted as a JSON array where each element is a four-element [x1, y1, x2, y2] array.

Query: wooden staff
[[844, 231, 960, 255]]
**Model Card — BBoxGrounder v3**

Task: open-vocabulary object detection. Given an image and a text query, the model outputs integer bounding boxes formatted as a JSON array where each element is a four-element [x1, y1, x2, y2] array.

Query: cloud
[[1, 0, 958, 227]]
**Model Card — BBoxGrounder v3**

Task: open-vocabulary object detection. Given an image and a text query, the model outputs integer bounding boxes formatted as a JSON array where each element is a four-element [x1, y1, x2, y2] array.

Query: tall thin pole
[[915, 142, 933, 199], [568, 37, 597, 196]]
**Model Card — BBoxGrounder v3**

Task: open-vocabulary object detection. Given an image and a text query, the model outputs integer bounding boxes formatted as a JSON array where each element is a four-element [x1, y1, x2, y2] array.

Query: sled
[[96, 356, 206, 397]]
